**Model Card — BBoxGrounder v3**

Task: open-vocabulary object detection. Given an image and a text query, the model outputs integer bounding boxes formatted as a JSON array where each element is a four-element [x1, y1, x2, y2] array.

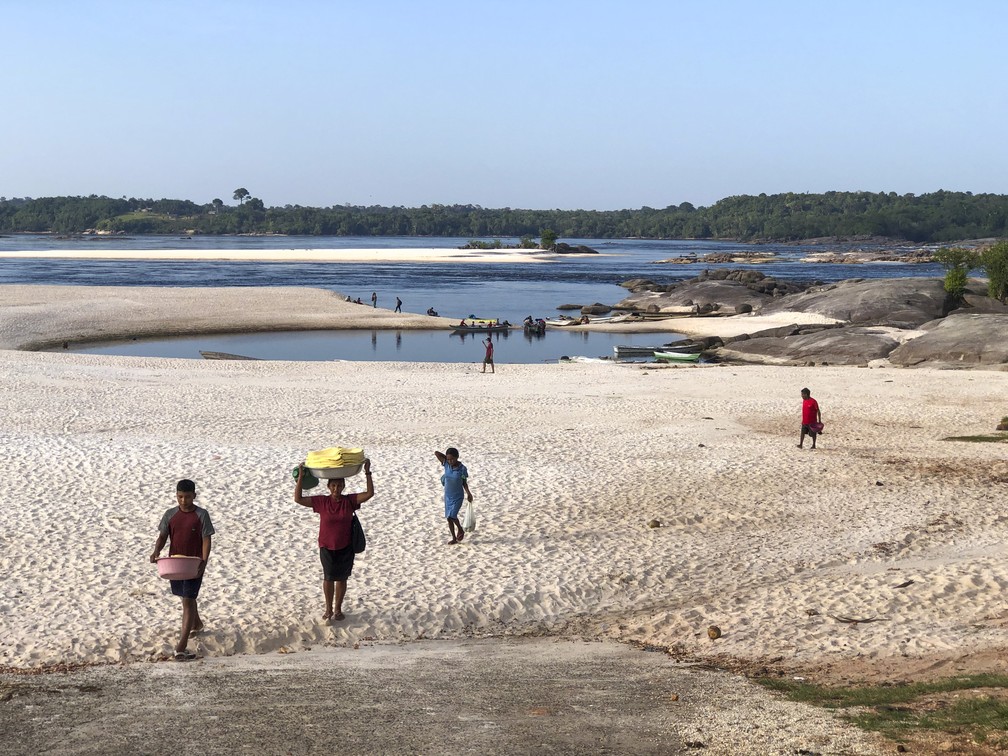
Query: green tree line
[[2, 190, 1008, 242]]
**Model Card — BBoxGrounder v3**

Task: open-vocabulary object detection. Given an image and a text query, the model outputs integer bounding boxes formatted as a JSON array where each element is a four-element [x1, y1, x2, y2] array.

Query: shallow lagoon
[[69, 328, 685, 363]]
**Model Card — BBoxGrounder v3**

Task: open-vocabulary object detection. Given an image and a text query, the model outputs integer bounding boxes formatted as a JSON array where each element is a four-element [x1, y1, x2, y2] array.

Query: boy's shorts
[[170, 574, 204, 599]]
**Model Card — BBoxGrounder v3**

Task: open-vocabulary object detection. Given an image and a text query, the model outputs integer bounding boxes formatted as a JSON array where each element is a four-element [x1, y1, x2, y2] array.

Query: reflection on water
[[69, 328, 684, 363]]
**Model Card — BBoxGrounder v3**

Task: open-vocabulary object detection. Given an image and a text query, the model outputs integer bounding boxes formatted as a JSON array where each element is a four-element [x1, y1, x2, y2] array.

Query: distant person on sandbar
[[798, 387, 823, 450], [435, 447, 473, 545], [371, 291, 377, 308], [395, 297, 402, 313], [150, 479, 214, 661], [482, 336, 494, 373], [295, 459, 374, 621]]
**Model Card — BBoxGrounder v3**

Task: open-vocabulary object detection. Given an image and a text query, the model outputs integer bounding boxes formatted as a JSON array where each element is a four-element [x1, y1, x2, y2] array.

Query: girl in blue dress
[[435, 446, 473, 544]]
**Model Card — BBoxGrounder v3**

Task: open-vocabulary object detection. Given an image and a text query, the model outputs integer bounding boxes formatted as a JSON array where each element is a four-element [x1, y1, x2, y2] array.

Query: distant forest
[[1, 190, 1007, 243]]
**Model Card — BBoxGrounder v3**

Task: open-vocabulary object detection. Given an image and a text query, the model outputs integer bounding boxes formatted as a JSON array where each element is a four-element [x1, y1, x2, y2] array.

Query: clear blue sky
[[2, 0, 1006, 210]]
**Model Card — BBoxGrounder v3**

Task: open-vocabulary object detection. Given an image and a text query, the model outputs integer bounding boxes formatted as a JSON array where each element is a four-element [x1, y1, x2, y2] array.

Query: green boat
[[653, 350, 702, 363]]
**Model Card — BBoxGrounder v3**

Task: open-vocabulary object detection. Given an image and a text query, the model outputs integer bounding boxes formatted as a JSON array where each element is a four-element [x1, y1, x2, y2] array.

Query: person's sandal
[[174, 650, 196, 661]]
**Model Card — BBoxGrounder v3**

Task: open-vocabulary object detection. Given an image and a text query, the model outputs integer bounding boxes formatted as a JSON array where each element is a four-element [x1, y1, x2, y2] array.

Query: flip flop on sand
[[174, 650, 196, 661]]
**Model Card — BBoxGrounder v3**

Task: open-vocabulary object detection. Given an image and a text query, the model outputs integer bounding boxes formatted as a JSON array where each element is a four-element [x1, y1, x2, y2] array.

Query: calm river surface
[[2, 234, 940, 362]]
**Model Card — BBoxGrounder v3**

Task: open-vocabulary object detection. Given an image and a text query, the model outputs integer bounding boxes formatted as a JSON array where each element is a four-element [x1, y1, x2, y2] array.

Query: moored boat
[[200, 350, 260, 360], [452, 323, 511, 333], [613, 345, 658, 359], [653, 350, 702, 363]]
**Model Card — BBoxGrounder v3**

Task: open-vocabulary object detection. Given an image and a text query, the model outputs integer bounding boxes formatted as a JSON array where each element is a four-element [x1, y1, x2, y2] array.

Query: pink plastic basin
[[157, 556, 201, 580]]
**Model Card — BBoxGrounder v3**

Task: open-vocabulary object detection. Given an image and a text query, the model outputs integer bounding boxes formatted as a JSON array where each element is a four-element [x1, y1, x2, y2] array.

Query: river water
[[0, 234, 941, 362]]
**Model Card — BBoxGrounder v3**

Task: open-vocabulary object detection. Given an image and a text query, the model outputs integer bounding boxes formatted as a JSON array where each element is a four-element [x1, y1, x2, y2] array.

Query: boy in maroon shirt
[[150, 479, 215, 660]]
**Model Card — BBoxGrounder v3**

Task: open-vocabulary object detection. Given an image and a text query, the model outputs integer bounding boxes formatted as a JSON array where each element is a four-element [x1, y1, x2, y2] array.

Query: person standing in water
[[435, 447, 473, 545]]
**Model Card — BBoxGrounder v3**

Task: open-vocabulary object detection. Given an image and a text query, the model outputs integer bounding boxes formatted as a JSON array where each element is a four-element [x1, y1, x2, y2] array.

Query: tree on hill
[[233, 188, 249, 205]]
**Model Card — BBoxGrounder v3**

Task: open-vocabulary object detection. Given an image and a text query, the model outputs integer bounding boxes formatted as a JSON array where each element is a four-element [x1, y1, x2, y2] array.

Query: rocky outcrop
[[759, 277, 947, 328], [616, 280, 770, 314], [888, 314, 1008, 367], [616, 270, 809, 313], [553, 242, 599, 254], [719, 326, 902, 366]]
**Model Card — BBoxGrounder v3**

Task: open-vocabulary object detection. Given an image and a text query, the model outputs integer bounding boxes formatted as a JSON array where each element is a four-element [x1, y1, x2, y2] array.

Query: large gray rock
[[760, 277, 947, 328], [616, 280, 770, 313], [889, 313, 1008, 366], [719, 326, 901, 366]]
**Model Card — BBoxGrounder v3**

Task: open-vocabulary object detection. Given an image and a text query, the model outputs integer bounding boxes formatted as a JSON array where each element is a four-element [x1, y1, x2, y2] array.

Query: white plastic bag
[[462, 500, 476, 533]]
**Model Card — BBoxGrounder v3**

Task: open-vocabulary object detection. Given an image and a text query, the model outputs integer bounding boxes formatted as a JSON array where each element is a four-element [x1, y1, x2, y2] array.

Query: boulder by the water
[[553, 242, 599, 254], [888, 313, 1008, 367], [581, 303, 612, 315], [760, 277, 947, 328], [620, 279, 657, 290], [719, 326, 902, 366], [616, 270, 809, 314], [617, 280, 770, 314], [556, 303, 583, 311]]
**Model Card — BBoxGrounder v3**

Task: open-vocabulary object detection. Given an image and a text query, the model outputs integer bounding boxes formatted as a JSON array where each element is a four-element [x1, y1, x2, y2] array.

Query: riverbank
[[0, 283, 846, 351]]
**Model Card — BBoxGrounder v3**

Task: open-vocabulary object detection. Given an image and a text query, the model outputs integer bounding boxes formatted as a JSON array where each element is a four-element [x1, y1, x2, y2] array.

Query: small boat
[[452, 323, 511, 333], [558, 355, 610, 364], [199, 351, 260, 360], [609, 308, 695, 322], [613, 345, 659, 359], [653, 351, 702, 363]]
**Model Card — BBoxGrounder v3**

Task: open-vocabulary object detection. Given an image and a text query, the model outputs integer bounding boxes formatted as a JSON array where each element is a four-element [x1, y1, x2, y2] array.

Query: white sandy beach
[[0, 284, 1007, 683]]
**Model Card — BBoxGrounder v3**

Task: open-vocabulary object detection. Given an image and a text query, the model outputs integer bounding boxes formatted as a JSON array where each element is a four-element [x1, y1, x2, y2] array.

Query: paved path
[[0, 639, 886, 755]]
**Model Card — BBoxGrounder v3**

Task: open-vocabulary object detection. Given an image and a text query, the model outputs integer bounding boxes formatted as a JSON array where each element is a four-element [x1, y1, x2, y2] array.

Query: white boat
[[613, 345, 658, 359], [558, 355, 611, 364]]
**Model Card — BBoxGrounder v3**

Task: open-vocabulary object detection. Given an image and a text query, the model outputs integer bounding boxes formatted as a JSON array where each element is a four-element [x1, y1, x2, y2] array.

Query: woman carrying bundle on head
[[294, 457, 373, 621]]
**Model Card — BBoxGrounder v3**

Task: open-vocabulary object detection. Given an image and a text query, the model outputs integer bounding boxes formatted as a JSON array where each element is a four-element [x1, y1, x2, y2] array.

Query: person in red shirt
[[798, 387, 823, 449], [150, 479, 215, 660], [295, 459, 374, 621]]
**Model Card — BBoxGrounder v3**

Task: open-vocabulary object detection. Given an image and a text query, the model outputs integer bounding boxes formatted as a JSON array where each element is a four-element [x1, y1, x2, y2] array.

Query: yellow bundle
[[306, 447, 365, 468]]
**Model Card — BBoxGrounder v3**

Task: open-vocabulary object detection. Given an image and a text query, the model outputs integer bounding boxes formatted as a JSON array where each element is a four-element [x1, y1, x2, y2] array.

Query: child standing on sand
[[435, 447, 474, 545], [150, 479, 214, 660]]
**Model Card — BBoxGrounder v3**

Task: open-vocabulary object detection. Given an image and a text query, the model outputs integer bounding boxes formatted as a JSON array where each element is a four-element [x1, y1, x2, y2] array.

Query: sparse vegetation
[[934, 246, 981, 308], [944, 434, 1008, 443], [981, 240, 1008, 302], [759, 674, 1008, 748]]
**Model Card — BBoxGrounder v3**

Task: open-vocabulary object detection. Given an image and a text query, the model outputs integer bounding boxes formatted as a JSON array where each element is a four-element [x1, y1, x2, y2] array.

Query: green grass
[[758, 674, 1008, 744], [943, 433, 1008, 443]]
